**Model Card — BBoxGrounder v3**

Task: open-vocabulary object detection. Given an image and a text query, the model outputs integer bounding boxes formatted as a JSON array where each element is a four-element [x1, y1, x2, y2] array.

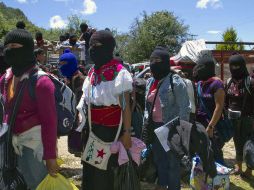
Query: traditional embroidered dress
[[79, 59, 133, 190]]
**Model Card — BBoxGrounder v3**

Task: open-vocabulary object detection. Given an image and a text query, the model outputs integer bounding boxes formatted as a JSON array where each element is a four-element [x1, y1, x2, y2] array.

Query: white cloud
[[16, 0, 27, 3], [54, 0, 73, 5], [207, 30, 221, 34], [196, 0, 222, 9], [49, 15, 67, 29], [16, 0, 39, 3], [81, 0, 97, 15], [53, 0, 70, 2]]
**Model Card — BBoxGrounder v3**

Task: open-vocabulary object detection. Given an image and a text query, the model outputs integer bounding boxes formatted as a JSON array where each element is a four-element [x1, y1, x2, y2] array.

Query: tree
[[216, 27, 244, 50], [117, 11, 189, 63], [67, 14, 89, 35]]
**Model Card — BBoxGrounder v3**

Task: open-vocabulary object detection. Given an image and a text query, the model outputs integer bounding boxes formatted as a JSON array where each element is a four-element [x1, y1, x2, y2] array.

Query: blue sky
[[1, 0, 254, 43]]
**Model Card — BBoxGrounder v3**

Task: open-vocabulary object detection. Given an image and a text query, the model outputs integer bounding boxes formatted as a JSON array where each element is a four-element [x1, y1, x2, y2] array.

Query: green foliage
[[0, 3, 90, 42], [66, 14, 89, 35], [0, 2, 46, 40], [216, 27, 244, 50], [116, 11, 189, 63]]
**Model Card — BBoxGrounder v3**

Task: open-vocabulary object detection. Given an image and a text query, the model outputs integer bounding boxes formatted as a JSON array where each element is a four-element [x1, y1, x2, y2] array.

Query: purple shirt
[[196, 78, 224, 126]]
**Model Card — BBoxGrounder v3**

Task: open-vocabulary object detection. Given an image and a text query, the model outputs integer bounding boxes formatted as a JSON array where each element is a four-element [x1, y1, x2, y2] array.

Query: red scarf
[[88, 59, 123, 86]]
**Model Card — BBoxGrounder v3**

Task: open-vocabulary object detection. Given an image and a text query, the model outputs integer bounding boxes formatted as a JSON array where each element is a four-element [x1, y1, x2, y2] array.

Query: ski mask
[[59, 50, 78, 79], [89, 30, 116, 69], [4, 29, 35, 77], [229, 54, 249, 80], [193, 58, 215, 82], [150, 46, 170, 80]]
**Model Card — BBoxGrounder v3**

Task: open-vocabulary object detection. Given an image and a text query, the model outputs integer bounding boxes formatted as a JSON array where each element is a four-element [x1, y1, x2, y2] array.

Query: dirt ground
[[57, 136, 245, 190]]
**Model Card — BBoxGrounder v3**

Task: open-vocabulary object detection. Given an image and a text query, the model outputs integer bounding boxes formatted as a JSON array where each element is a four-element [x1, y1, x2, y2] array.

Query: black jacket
[[168, 120, 217, 178]]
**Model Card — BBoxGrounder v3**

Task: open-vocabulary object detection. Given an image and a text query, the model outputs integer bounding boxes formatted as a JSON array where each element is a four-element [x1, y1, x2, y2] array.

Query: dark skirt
[[232, 116, 253, 162], [82, 124, 119, 190]]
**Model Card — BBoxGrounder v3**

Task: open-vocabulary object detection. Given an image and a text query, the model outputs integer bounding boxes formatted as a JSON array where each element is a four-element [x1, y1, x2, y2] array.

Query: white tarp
[[171, 39, 214, 64]]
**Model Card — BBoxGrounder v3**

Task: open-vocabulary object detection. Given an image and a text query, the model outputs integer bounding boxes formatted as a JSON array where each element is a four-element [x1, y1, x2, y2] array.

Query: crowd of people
[[0, 20, 254, 190]]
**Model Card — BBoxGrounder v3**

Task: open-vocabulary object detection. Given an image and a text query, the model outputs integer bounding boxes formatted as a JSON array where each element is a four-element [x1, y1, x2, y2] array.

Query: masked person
[[193, 59, 225, 164], [77, 30, 133, 190], [59, 50, 85, 157], [0, 29, 58, 190], [225, 54, 254, 178], [145, 46, 190, 190]]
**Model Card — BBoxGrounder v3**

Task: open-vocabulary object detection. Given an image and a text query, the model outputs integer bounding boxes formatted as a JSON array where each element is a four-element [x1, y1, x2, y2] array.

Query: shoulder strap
[[197, 82, 213, 119], [244, 76, 251, 95], [8, 80, 28, 128], [241, 76, 252, 113], [0, 74, 6, 94], [5, 79, 28, 168], [87, 78, 123, 142], [148, 79, 164, 121], [169, 73, 174, 93], [225, 78, 233, 93], [28, 70, 48, 100]]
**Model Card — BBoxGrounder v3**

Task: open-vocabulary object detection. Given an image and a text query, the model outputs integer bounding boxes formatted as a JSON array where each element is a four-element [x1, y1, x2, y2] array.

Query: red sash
[[91, 105, 121, 128]]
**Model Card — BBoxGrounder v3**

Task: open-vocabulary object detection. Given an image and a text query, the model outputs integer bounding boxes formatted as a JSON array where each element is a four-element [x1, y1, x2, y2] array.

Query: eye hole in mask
[[90, 42, 103, 49], [4, 43, 23, 50], [150, 57, 162, 63], [230, 65, 241, 70]]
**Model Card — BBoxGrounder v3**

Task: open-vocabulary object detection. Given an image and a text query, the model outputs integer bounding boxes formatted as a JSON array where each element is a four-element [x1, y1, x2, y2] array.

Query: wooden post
[[220, 51, 224, 81]]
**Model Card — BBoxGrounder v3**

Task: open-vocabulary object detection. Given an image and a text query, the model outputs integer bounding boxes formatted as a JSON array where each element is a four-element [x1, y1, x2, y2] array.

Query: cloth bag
[[81, 79, 123, 170]]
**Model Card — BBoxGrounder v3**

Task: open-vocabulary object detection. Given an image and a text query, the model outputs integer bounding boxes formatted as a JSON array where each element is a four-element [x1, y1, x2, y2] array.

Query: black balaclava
[[149, 46, 170, 80], [4, 29, 36, 77], [193, 58, 215, 81], [69, 34, 77, 46], [89, 30, 116, 69], [229, 54, 249, 80], [80, 23, 88, 33]]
